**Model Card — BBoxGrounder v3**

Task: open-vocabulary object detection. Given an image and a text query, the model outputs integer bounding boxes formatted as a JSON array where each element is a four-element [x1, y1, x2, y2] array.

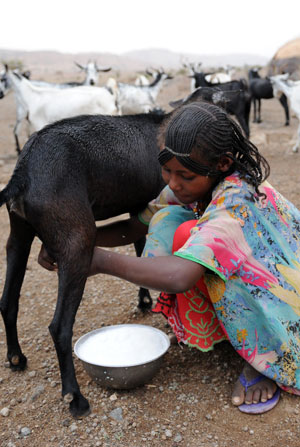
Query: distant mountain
[[0, 47, 269, 77], [124, 48, 269, 69]]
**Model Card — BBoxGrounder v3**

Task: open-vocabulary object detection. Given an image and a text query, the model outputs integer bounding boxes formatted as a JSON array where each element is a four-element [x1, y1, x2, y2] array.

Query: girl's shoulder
[[212, 172, 255, 202]]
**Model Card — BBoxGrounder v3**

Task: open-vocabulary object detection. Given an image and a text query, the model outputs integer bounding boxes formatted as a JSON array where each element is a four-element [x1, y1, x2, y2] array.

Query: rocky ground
[[0, 72, 300, 447]]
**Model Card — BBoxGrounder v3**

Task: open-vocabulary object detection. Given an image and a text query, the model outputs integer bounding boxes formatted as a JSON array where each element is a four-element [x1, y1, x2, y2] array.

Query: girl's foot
[[168, 333, 178, 345], [232, 363, 277, 406]]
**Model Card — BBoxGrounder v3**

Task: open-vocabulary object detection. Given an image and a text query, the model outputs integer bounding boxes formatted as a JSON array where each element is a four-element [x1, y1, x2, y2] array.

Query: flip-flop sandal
[[238, 373, 280, 414]]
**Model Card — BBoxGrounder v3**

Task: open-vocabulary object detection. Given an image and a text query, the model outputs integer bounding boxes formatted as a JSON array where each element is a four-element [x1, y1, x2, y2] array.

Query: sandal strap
[[239, 372, 265, 392]]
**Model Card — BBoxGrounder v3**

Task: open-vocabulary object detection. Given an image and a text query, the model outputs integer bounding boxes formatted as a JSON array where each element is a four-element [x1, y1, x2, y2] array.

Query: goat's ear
[[22, 70, 31, 79], [169, 99, 183, 108], [12, 71, 22, 80]]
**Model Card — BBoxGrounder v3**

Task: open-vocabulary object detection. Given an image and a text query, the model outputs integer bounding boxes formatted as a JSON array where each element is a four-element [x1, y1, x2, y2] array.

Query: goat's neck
[[274, 80, 292, 99], [148, 76, 165, 100], [9, 75, 40, 101]]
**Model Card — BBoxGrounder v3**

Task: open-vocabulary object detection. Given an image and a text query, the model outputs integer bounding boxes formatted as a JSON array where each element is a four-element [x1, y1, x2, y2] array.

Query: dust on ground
[[0, 72, 300, 447]]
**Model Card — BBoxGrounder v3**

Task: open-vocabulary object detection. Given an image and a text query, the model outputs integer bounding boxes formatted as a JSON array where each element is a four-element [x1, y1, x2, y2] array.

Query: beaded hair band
[[158, 147, 220, 177]]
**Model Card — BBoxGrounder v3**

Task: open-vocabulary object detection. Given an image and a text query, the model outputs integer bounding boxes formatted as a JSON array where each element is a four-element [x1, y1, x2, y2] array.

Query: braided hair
[[158, 102, 270, 196]]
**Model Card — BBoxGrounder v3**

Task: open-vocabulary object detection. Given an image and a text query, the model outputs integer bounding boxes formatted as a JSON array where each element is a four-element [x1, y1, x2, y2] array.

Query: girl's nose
[[168, 176, 180, 192]]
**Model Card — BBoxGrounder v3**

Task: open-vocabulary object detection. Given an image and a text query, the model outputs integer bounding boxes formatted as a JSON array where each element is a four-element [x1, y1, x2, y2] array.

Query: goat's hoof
[[292, 147, 299, 153], [69, 394, 91, 418], [285, 121, 290, 126], [9, 353, 27, 371], [137, 300, 153, 313]]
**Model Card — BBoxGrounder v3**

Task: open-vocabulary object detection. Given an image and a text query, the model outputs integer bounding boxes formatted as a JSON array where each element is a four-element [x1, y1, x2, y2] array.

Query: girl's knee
[[172, 220, 198, 253]]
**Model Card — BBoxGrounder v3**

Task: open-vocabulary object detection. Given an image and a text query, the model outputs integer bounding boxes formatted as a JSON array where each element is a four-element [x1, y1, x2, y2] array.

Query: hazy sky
[[2, 0, 300, 58]]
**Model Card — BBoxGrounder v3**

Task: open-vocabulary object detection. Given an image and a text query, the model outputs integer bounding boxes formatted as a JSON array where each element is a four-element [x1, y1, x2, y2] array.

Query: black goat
[[0, 112, 168, 417], [169, 86, 244, 116], [0, 90, 243, 417], [248, 68, 289, 125], [188, 70, 251, 137]]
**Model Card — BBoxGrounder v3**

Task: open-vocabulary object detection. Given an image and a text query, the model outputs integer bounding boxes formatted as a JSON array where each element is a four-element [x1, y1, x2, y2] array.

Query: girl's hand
[[38, 245, 58, 272]]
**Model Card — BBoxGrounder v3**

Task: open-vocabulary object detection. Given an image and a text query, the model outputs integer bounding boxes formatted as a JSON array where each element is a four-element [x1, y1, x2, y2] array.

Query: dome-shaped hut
[[268, 37, 300, 79]]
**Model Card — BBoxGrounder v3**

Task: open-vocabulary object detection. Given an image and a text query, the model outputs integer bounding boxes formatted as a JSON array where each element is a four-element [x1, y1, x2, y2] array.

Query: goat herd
[[0, 59, 299, 418]]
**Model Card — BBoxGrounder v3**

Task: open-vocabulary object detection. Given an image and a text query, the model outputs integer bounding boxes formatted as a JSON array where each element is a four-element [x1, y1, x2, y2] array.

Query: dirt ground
[[0, 72, 300, 447]]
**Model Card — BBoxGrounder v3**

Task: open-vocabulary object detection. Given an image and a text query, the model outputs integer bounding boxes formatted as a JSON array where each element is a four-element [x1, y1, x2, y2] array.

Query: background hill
[[0, 47, 269, 78]]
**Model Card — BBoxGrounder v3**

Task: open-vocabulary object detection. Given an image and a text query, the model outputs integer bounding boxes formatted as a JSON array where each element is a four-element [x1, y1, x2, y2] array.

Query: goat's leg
[[47, 220, 96, 417], [257, 99, 262, 123], [13, 122, 22, 155], [133, 236, 152, 311], [13, 107, 28, 155], [252, 98, 257, 123], [279, 94, 290, 126], [236, 113, 249, 139], [292, 122, 300, 153], [0, 212, 35, 370]]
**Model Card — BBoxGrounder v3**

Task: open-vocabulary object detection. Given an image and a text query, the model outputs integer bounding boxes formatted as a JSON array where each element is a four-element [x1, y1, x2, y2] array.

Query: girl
[[39, 102, 300, 414]]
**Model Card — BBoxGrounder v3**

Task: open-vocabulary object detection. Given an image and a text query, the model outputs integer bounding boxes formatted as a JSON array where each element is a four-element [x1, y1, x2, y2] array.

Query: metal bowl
[[74, 324, 170, 389]]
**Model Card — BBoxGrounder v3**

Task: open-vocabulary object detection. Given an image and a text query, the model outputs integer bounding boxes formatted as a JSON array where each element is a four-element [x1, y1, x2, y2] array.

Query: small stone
[[20, 427, 31, 437], [243, 426, 248, 432], [205, 413, 213, 420], [70, 423, 78, 432], [62, 418, 70, 427], [28, 371, 36, 378], [31, 385, 45, 401], [174, 433, 183, 443], [109, 393, 118, 401], [0, 407, 10, 417], [249, 429, 254, 435], [165, 429, 172, 437], [109, 407, 123, 422]]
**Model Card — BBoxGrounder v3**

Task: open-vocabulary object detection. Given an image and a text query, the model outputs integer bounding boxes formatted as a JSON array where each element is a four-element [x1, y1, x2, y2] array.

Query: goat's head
[[269, 73, 290, 97], [74, 61, 111, 86], [0, 67, 10, 96]]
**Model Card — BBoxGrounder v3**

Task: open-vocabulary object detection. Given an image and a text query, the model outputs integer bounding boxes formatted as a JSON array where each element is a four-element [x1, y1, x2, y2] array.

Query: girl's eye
[[182, 175, 195, 181]]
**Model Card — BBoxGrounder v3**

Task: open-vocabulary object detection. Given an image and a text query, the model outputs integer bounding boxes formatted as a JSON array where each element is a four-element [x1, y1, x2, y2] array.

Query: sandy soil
[[0, 73, 300, 447]]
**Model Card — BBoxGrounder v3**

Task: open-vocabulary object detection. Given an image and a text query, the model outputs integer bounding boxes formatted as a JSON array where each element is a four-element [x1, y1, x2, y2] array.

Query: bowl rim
[[74, 323, 171, 368]]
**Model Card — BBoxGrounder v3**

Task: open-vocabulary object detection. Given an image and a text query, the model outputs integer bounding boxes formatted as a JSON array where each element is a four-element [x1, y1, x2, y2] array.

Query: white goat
[[269, 73, 300, 153], [109, 70, 172, 115], [205, 65, 235, 84], [5, 69, 117, 152], [1, 62, 112, 152]]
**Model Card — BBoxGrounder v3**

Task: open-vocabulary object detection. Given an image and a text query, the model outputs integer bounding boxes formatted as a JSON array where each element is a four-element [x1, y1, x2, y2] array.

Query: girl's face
[[161, 156, 217, 204]]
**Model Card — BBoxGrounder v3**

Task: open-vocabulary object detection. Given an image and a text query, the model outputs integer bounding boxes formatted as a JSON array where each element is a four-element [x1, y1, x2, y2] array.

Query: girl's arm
[[89, 247, 206, 294], [38, 215, 148, 271]]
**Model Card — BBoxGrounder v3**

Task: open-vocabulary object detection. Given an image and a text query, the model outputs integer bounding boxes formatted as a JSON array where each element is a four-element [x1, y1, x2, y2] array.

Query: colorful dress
[[139, 172, 300, 394]]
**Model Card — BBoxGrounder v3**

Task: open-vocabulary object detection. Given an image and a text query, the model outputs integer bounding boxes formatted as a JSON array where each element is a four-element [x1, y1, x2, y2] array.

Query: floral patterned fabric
[[142, 173, 300, 393]]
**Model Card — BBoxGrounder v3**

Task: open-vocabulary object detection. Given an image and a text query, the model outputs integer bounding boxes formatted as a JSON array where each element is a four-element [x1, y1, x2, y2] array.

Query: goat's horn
[[74, 62, 85, 70]]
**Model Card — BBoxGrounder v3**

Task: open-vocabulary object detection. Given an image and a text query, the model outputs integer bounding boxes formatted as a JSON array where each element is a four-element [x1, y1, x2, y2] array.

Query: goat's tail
[[0, 175, 25, 208]]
